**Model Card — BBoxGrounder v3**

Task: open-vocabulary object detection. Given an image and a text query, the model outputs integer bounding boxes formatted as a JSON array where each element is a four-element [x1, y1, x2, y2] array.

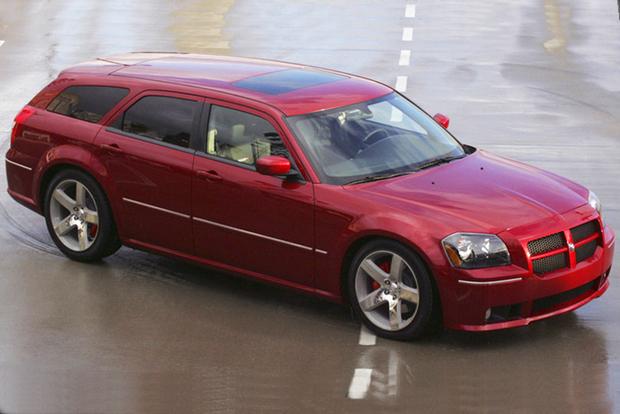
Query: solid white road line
[[358, 325, 377, 346], [347, 368, 373, 399], [395, 75, 408, 92], [398, 49, 411, 66], [405, 4, 416, 18], [402, 27, 413, 41]]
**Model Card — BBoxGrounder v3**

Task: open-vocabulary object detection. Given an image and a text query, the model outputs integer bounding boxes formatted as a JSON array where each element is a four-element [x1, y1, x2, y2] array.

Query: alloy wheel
[[49, 179, 99, 252], [354, 250, 420, 331]]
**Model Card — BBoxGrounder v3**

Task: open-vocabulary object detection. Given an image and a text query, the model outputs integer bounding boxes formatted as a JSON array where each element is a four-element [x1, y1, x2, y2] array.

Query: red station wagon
[[5, 53, 615, 340]]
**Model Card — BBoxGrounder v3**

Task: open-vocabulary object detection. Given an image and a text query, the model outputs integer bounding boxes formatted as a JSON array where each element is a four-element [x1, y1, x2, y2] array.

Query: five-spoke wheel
[[49, 179, 99, 251], [355, 250, 420, 331], [348, 240, 436, 340], [44, 169, 120, 262]]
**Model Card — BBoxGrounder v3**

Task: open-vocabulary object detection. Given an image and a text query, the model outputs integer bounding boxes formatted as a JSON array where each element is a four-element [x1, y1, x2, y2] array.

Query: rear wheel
[[44, 169, 120, 262], [348, 239, 435, 340]]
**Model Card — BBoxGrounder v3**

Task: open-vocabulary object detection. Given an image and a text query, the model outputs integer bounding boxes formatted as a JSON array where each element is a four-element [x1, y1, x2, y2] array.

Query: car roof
[[61, 53, 393, 117]]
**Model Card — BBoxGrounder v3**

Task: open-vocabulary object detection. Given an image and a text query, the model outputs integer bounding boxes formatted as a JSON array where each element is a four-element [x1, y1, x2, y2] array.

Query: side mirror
[[256, 155, 291, 176], [433, 113, 450, 129]]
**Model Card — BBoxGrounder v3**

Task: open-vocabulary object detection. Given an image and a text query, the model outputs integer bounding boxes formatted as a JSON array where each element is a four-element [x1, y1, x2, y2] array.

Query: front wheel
[[348, 239, 436, 340], [44, 169, 120, 262]]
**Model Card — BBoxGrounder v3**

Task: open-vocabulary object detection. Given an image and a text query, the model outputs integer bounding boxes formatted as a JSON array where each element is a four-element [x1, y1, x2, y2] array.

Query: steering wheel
[[361, 128, 389, 147]]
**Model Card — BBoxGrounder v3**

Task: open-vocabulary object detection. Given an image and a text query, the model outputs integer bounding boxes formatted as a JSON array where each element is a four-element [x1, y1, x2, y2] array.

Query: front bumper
[[441, 221, 615, 332]]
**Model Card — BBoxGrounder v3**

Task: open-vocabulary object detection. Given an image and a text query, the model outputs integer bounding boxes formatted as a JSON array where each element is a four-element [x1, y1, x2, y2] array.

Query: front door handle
[[101, 143, 122, 153], [196, 169, 222, 182]]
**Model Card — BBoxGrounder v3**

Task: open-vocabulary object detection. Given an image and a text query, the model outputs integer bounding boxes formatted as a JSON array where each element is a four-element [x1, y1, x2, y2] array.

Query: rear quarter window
[[111, 95, 200, 149], [47, 86, 129, 123]]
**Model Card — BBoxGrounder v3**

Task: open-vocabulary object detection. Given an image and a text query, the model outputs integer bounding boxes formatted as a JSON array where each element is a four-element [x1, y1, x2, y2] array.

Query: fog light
[[600, 268, 611, 288], [484, 308, 492, 321]]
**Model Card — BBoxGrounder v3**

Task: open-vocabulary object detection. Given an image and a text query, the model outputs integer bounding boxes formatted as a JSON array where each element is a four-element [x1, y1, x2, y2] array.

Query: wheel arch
[[339, 232, 444, 324], [34, 150, 123, 238], [38, 163, 91, 209]]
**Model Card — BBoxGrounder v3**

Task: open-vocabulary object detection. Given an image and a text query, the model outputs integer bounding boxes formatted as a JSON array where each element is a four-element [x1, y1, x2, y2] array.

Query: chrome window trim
[[458, 277, 522, 286], [5, 158, 33, 171], [122, 197, 190, 219], [106, 127, 196, 155]]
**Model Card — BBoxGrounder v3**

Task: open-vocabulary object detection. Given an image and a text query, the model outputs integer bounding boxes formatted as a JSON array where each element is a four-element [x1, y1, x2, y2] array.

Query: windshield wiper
[[345, 172, 411, 185], [415, 154, 466, 171]]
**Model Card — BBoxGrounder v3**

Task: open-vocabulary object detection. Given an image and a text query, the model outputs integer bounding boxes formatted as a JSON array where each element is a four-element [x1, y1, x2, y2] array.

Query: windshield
[[287, 93, 466, 185]]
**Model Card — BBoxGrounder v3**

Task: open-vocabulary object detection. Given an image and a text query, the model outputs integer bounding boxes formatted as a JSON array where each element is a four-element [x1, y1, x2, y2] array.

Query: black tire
[[347, 239, 436, 340], [44, 168, 121, 262]]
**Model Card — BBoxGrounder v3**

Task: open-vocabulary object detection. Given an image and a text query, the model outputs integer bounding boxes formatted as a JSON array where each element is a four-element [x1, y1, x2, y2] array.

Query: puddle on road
[[543, 0, 568, 52], [170, 0, 234, 54]]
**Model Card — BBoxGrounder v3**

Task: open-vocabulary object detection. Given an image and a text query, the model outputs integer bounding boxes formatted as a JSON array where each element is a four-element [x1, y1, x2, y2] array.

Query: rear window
[[47, 86, 129, 123]]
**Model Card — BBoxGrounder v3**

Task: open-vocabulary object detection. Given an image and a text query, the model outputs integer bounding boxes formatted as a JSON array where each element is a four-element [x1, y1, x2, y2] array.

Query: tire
[[347, 239, 436, 340], [44, 168, 121, 262]]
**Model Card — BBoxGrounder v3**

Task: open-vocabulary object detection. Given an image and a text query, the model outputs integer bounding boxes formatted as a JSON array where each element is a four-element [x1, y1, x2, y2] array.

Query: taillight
[[10, 106, 35, 148]]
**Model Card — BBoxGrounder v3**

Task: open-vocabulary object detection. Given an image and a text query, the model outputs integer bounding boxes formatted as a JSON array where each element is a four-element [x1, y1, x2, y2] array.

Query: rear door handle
[[196, 169, 222, 182], [101, 143, 122, 153]]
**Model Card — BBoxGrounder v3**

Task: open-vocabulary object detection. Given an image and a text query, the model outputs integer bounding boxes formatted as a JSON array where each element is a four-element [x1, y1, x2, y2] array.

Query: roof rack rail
[[96, 57, 131, 65]]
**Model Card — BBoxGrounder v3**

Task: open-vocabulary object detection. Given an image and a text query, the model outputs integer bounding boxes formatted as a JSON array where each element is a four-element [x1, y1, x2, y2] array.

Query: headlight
[[588, 191, 602, 215], [442, 233, 511, 269]]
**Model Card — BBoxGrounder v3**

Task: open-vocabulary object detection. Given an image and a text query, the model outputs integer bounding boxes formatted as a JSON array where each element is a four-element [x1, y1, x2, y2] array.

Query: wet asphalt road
[[1, 0, 620, 412]]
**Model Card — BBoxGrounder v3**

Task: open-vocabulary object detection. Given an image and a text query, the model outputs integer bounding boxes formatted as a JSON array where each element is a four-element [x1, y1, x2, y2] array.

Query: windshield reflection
[[288, 93, 465, 185]]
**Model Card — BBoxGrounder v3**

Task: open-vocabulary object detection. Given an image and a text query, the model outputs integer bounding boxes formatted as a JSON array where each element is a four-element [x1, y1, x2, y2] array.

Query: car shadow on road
[[91, 246, 607, 352], [98, 246, 355, 328]]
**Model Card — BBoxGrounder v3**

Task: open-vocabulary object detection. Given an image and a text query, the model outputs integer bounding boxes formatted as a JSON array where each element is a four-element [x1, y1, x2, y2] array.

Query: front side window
[[287, 93, 466, 184], [115, 96, 200, 149], [206, 105, 291, 166], [47, 86, 128, 123]]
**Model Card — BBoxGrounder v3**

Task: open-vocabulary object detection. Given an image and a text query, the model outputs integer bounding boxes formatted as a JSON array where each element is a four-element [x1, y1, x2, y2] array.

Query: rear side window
[[114, 96, 200, 149], [47, 86, 128, 123]]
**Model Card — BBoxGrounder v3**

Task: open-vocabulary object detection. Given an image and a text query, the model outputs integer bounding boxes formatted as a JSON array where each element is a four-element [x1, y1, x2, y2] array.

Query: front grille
[[532, 278, 599, 314], [527, 232, 565, 256], [573, 220, 600, 263], [527, 219, 600, 275], [571, 220, 599, 243], [532, 253, 569, 274], [576, 239, 597, 263]]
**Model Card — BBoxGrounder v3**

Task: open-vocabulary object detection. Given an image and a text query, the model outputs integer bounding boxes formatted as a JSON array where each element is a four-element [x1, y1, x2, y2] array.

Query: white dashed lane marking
[[402, 27, 413, 41], [405, 4, 416, 18], [349, 2, 416, 399], [358, 325, 377, 346], [0, 41, 5, 48], [347, 368, 373, 399], [398, 49, 411, 66]]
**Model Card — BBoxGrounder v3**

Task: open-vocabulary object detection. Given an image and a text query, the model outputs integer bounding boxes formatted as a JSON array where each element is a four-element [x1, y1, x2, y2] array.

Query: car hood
[[345, 150, 588, 233]]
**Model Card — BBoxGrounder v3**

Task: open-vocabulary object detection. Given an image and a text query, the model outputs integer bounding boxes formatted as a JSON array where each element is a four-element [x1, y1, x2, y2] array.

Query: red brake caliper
[[89, 224, 98, 238], [371, 260, 391, 290]]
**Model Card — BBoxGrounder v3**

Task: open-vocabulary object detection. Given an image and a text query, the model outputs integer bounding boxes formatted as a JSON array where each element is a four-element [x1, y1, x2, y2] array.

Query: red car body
[[5, 53, 614, 331]]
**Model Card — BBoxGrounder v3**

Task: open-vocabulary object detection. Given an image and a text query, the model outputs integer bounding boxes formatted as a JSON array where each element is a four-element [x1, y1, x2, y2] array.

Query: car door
[[191, 102, 315, 287], [94, 91, 203, 254]]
